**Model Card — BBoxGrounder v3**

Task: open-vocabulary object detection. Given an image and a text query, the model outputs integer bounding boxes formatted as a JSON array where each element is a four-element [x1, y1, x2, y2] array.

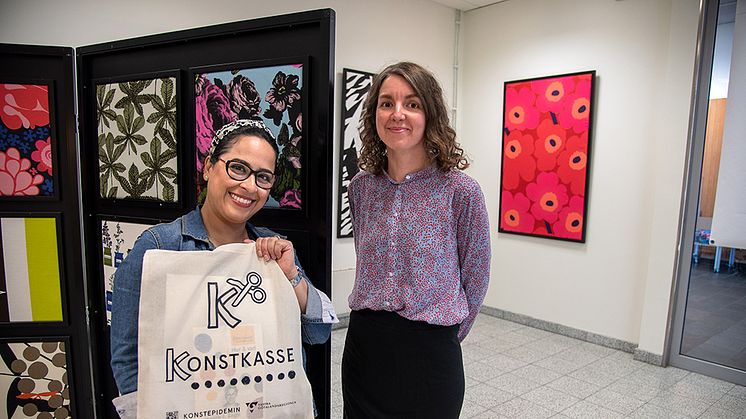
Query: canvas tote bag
[[137, 243, 314, 419]]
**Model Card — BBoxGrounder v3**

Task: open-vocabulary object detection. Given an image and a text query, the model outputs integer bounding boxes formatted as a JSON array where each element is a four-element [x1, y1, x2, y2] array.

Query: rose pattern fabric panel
[[499, 71, 595, 242], [0, 217, 63, 323], [0, 83, 54, 197], [100, 220, 152, 326], [195, 64, 303, 209], [0, 340, 72, 418], [96, 77, 178, 201], [337, 69, 374, 238]]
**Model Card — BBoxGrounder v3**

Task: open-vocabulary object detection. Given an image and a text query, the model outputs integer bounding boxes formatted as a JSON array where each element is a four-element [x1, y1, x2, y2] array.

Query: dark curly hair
[[358, 61, 469, 175]]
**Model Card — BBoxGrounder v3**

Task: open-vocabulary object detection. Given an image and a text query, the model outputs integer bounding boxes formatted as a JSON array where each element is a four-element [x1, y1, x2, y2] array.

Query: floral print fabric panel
[[195, 64, 303, 209], [0, 84, 54, 197], [97, 77, 178, 202], [0, 217, 63, 323], [338, 69, 374, 237], [100, 220, 152, 325], [499, 72, 594, 242], [0, 340, 72, 418]]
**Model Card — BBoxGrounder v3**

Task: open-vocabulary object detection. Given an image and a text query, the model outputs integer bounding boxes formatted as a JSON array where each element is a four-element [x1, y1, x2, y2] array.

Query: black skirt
[[341, 309, 465, 419]]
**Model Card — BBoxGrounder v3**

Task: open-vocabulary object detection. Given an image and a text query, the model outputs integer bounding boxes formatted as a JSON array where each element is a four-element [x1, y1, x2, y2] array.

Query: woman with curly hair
[[342, 62, 491, 418]]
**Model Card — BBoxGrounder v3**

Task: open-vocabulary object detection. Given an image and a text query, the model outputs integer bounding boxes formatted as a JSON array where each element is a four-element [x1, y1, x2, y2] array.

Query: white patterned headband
[[209, 119, 276, 155]]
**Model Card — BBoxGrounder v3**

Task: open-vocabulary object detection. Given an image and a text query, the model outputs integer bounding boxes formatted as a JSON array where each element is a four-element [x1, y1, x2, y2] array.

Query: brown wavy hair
[[358, 61, 469, 175]]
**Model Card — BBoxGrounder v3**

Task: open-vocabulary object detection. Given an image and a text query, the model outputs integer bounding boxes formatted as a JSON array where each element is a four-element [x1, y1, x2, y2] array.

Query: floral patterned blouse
[[348, 164, 491, 341]]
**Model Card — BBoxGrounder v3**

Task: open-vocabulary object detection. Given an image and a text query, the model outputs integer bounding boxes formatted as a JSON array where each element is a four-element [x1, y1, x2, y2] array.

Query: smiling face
[[375, 74, 427, 157], [202, 134, 277, 227]]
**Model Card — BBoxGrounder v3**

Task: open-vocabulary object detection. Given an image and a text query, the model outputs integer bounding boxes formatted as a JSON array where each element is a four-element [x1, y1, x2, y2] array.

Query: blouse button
[[405, 175, 411, 180], [388, 272, 393, 277]]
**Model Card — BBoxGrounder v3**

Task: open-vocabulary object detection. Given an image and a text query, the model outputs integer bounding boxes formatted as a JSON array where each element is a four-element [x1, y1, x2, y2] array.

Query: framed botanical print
[[0, 81, 58, 199], [193, 60, 306, 210]]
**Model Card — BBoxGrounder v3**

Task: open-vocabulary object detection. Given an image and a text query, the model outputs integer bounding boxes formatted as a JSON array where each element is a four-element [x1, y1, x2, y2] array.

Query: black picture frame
[[497, 70, 596, 244], [189, 56, 310, 215], [0, 336, 78, 418], [92, 70, 183, 207], [0, 212, 67, 325], [337, 68, 375, 238], [0, 78, 60, 201]]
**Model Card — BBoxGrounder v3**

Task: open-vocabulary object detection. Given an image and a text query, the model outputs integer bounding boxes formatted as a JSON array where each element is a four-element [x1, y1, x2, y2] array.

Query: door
[[669, 0, 746, 386]]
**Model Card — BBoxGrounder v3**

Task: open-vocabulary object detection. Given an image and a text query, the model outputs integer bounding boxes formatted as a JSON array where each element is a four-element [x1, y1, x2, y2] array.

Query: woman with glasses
[[110, 119, 332, 415]]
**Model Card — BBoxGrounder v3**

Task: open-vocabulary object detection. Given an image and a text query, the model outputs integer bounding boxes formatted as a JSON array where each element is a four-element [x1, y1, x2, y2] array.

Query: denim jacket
[[110, 207, 331, 395]]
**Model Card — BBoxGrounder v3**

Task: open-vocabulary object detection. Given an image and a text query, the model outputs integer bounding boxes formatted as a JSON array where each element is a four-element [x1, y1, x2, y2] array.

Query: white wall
[[0, 0, 458, 314], [460, 0, 699, 354], [1, 0, 705, 356]]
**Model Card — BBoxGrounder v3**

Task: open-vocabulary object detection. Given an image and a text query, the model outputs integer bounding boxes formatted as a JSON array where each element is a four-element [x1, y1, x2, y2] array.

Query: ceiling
[[434, 0, 738, 19], [429, 0, 508, 12]]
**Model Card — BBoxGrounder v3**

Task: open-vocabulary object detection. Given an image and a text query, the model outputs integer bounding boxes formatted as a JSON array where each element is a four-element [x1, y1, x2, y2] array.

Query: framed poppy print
[[498, 71, 595, 243]]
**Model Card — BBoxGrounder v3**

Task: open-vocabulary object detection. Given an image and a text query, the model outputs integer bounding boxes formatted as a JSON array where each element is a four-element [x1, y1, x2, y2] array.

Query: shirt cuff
[[302, 280, 339, 324], [112, 391, 137, 419]]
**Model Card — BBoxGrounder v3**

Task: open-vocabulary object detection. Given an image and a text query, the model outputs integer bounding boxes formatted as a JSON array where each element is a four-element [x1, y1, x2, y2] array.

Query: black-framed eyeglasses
[[218, 158, 275, 190]]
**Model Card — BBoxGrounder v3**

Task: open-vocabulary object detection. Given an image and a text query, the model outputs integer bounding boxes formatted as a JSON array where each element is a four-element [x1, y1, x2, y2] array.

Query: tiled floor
[[329, 313, 746, 418]]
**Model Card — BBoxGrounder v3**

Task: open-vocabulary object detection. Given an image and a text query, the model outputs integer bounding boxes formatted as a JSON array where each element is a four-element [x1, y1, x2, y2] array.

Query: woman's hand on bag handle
[[245, 237, 308, 313]]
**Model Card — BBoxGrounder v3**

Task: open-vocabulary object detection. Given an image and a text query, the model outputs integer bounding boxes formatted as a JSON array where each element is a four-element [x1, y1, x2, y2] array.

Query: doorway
[[669, 0, 746, 386]]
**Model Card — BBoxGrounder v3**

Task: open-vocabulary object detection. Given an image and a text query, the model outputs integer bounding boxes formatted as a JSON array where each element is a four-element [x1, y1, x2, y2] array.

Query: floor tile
[[463, 382, 515, 409], [717, 392, 746, 414], [513, 326, 554, 340], [468, 410, 506, 419], [485, 372, 543, 396], [727, 384, 746, 400], [460, 401, 489, 418], [522, 386, 580, 412], [511, 364, 563, 385], [605, 376, 661, 402], [493, 397, 555, 418], [699, 405, 745, 419], [464, 360, 506, 382], [648, 389, 712, 417], [502, 343, 556, 363], [627, 403, 690, 419], [567, 364, 620, 387], [584, 388, 645, 415], [670, 372, 734, 401], [560, 400, 625, 419], [464, 341, 505, 361], [545, 375, 601, 399], [481, 353, 528, 373], [534, 353, 588, 375]]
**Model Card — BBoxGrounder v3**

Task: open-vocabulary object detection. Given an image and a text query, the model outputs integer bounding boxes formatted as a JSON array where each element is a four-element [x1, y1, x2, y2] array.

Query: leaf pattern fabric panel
[[195, 64, 303, 209], [338, 69, 374, 238], [97, 77, 178, 202], [100, 220, 152, 325], [0, 340, 72, 418], [0, 83, 54, 197], [0, 217, 63, 323]]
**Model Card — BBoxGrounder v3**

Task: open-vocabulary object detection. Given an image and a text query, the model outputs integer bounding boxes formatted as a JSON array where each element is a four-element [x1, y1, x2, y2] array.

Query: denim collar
[[181, 206, 260, 246]]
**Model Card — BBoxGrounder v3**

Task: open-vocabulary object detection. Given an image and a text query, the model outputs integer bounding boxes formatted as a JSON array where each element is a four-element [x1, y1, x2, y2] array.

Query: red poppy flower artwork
[[499, 71, 595, 242]]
